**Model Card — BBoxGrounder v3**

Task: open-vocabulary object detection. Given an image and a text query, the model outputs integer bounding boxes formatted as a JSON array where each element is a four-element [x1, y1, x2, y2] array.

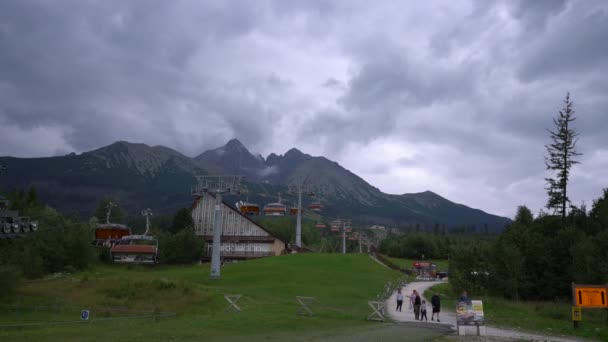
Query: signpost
[[572, 284, 607, 308], [456, 300, 485, 336], [571, 283, 608, 329]]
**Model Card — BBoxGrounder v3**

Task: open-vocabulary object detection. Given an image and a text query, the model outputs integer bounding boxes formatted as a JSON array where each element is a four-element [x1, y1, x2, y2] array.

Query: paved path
[[386, 280, 454, 326], [386, 280, 593, 342]]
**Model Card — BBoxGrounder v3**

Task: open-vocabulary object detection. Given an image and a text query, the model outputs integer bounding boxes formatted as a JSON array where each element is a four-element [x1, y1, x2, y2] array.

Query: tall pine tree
[[545, 93, 582, 220]]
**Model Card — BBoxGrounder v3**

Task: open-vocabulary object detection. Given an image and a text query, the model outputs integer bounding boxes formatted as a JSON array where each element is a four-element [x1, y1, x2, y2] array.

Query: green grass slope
[[0, 254, 400, 342]]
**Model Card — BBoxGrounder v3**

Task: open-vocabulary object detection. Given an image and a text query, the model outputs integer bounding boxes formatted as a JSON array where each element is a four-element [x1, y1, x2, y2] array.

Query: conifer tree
[[545, 93, 582, 219]]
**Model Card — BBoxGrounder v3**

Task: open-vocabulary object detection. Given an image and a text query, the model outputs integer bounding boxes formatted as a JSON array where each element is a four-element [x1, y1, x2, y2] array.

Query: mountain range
[[0, 139, 511, 232]]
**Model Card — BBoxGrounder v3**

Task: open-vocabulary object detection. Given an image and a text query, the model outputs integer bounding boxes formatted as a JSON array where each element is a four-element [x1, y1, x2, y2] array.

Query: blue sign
[[81, 310, 90, 321]]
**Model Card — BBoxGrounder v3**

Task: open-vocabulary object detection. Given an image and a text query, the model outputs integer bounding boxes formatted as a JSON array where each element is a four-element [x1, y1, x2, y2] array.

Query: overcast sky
[[1, 0, 607, 218]]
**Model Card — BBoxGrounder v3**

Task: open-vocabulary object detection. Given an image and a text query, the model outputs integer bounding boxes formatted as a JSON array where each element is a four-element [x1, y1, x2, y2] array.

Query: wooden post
[[296, 296, 316, 316], [572, 306, 582, 329]]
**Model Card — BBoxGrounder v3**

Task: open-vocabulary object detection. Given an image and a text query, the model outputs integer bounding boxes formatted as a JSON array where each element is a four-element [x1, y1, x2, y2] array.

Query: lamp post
[[192, 175, 242, 279]]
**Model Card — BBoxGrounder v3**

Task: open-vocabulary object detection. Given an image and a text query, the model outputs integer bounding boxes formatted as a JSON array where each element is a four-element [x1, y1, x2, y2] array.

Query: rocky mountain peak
[[195, 139, 266, 179], [266, 153, 280, 166], [225, 138, 245, 150], [283, 148, 310, 162], [83, 141, 196, 176]]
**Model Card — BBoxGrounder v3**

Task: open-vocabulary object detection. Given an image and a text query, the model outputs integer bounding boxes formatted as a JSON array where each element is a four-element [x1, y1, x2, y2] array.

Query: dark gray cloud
[[0, 0, 292, 154], [508, 0, 568, 31], [516, 3, 608, 82], [322, 78, 343, 89], [0, 0, 607, 217]]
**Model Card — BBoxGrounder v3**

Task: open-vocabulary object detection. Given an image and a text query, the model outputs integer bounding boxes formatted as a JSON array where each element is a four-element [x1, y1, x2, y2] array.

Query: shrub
[[159, 228, 205, 264], [0, 265, 21, 298]]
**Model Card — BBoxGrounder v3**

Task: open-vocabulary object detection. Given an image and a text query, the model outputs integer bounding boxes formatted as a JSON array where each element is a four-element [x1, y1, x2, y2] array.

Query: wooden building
[[192, 193, 286, 261]]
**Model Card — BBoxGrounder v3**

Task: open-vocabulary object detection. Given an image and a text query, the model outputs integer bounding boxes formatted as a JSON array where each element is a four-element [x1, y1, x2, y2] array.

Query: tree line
[[450, 196, 608, 300], [0, 192, 205, 298], [449, 93, 608, 300], [379, 94, 605, 301]]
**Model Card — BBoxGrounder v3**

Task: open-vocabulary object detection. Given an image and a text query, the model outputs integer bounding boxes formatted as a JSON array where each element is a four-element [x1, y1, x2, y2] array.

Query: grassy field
[[0, 254, 415, 341], [384, 256, 449, 272], [425, 283, 608, 342]]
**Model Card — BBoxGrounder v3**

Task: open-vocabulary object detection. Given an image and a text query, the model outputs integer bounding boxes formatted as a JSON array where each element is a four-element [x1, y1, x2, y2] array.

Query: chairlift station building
[[191, 193, 286, 261]]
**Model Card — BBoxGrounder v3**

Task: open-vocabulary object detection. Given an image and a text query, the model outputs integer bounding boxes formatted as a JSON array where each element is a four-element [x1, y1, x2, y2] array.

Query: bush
[[0, 265, 21, 298], [159, 228, 205, 264], [0, 222, 97, 279], [0, 193, 97, 280], [379, 232, 449, 259], [153, 278, 177, 290], [98, 247, 112, 264]]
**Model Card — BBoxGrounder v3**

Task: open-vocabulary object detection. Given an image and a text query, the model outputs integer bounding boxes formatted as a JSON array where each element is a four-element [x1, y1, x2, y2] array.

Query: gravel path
[[386, 280, 594, 342]]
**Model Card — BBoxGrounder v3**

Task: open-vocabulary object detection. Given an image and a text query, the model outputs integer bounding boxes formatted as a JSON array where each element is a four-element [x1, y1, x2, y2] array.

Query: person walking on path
[[413, 290, 422, 320], [459, 290, 470, 304], [431, 293, 441, 322], [409, 290, 416, 311], [396, 289, 404, 312], [420, 299, 428, 321]]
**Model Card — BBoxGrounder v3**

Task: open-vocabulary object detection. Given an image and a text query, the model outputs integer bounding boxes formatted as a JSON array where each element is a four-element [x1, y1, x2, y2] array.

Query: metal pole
[[342, 222, 346, 254], [141, 208, 152, 236], [210, 192, 223, 279], [359, 236, 362, 253], [105, 202, 115, 224], [296, 187, 302, 248]]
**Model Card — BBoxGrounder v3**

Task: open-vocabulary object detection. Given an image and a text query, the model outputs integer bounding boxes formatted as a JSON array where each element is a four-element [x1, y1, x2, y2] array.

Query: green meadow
[[0, 254, 414, 341]]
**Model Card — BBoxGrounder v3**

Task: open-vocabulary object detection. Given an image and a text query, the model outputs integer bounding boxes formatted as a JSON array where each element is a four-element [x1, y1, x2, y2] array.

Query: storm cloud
[[1, 0, 607, 217]]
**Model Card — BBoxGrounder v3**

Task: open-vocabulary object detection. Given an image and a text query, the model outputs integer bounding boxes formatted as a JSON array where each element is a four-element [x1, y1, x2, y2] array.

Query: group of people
[[395, 288, 441, 322]]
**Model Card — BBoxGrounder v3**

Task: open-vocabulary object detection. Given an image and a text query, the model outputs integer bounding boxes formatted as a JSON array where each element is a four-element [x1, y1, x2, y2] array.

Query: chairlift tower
[[105, 202, 117, 224], [341, 219, 351, 254], [288, 181, 322, 249], [330, 218, 351, 254], [192, 175, 242, 279], [288, 183, 309, 249], [141, 208, 152, 236]]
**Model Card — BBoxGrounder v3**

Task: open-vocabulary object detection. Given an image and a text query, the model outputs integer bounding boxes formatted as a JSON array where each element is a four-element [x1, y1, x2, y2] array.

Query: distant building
[[388, 227, 403, 235], [368, 225, 388, 241], [192, 193, 286, 261]]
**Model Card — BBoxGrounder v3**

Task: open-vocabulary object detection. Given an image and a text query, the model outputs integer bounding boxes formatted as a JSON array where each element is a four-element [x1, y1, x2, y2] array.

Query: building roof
[[0, 210, 19, 218], [191, 194, 286, 244], [96, 223, 130, 230], [111, 245, 157, 254]]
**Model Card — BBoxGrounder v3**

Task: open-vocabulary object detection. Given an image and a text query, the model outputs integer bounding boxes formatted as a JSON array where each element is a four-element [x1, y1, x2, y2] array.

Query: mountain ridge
[[0, 139, 511, 231]]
